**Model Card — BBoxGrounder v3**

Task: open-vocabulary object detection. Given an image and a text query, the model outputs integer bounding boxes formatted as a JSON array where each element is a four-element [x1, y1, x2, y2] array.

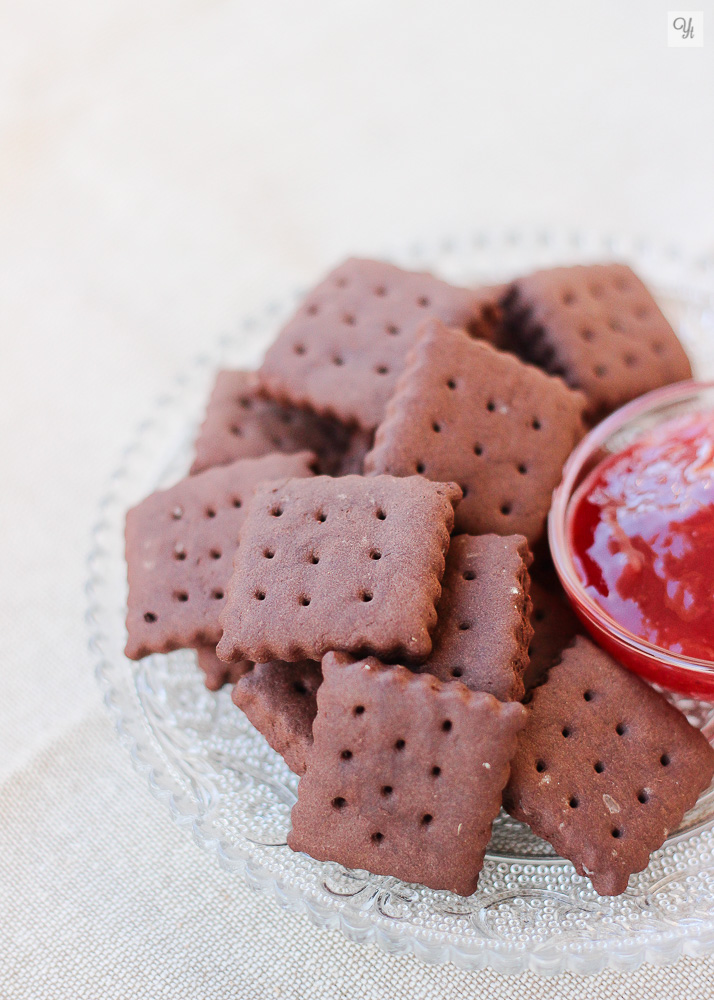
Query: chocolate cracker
[[417, 534, 533, 701], [257, 258, 500, 432], [217, 474, 461, 665], [288, 652, 527, 896], [503, 637, 714, 896], [195, 646, 252, 691], [233, 660, 322, 775], [365, 320, 587, 545], [501, 263, 692, 423], [124, 451, 316, 659], [524, 577, 582, 692], [190, 370, 349, 475]]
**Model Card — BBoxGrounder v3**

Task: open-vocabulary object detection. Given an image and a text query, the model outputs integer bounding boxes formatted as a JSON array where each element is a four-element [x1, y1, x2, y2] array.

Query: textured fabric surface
[[3, 0, 714, 996]]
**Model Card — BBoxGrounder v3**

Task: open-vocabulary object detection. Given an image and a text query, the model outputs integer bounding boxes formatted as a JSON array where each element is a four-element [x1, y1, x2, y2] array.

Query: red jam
[[568, 412, 714, 662]]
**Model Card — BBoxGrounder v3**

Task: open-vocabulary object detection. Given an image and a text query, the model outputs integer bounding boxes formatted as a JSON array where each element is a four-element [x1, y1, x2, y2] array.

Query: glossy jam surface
[[569, 412, 714, 662]]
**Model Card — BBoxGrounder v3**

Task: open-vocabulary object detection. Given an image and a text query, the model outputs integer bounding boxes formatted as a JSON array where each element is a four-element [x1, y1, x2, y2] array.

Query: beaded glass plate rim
[[87, 230, 714, 977]]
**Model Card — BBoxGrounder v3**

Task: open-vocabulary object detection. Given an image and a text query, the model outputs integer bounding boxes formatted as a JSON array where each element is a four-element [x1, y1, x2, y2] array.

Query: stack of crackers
[[125, 258, 713, 897]]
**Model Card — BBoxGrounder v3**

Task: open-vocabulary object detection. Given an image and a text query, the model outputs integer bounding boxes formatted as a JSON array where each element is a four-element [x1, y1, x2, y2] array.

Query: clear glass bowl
[[550, 380, 714, 701], [86, 231, 714, 977]]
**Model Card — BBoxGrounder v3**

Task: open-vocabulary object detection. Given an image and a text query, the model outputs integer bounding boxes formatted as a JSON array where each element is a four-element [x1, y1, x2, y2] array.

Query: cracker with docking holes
[[416, 533, 533, 701], [240, 533, 531, 771], [503, 636, 714, 895], [191, 369, 350, 476], [287, 652, 527, 896], [500, 263, 692, 424], [257, 258, 500, 432], [365, 320, 587, 545], [124, 451, 316, 659], [216, 474, 461, 665]]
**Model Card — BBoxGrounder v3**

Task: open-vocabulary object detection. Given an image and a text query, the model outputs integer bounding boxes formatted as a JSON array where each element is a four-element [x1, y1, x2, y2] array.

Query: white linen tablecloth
[[2, 1, 714, 996]]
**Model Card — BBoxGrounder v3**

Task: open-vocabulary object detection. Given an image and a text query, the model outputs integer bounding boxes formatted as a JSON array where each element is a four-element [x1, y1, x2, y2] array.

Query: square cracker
[[365, 319, 587, 545], [417, 534, 533, 701], [287, 652, 527, 896], [190, 370, 351, 476], [233, 660, 322, 775], [257, 258, 500, 432], [501, 263, 692, 423], [217, 474, 461, 665], [503, 636, 714, 896], [124, 451, 316, 659], [239, 533, 532, 770]]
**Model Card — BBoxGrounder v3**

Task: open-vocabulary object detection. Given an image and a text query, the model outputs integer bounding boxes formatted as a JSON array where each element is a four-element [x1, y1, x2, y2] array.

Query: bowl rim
[[548, 377, 714, 680]]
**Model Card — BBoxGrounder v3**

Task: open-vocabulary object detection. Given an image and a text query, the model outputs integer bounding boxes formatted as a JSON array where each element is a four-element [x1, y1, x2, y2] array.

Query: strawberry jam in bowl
[[550, 381, 714, 700]]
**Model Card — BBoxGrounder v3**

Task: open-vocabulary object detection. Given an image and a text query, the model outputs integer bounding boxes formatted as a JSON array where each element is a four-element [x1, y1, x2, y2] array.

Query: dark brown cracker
[[288, 652, 527, 896], [503, 637, 714, 896], [500, 263, 692, 424], [190, 370, 350, 475], [233, 660, 322, 775], [417, 534, 533, 701], [196, 646, 252, 691], [217, 474, 461, 665], [124, 451, 316, 659], [257, 258, 500, 432], [523, 577, 582, 692], [365, 320, 587, 545]]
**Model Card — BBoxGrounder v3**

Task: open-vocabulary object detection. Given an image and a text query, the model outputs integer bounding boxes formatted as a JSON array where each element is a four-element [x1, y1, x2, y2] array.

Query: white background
[[1, 1, 714, 997]]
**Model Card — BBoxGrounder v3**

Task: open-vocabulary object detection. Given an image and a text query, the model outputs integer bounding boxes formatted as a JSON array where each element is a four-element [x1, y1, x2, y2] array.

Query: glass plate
[[86, 231, 714, 977]]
